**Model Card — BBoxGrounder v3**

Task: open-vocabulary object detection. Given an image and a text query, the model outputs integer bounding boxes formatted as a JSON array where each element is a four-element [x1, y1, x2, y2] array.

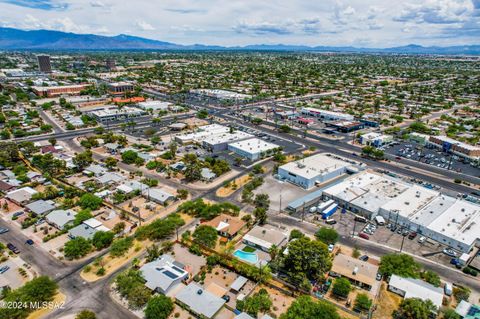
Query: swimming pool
[[233, 249, 258, 264]]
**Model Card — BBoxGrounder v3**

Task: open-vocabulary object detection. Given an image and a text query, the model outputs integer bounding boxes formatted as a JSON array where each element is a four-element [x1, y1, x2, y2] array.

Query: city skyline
[[0, 0, 479, 47]]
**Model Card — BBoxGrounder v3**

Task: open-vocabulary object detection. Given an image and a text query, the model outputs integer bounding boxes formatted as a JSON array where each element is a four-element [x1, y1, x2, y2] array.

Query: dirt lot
[[172, 243, 206, 276], [372, 283, 402, 319], [216, 174, 252, 197]]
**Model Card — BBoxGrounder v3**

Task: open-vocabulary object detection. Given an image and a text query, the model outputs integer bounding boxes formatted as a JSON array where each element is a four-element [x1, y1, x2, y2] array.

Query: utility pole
[[400, 234, 406, 252], [302, 201, 305, 222]]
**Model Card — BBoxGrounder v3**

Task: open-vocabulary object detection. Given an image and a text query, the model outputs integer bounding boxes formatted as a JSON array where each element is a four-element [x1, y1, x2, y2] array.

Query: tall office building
[[37, 55, 52, 73], [106, 58, 116, 70]]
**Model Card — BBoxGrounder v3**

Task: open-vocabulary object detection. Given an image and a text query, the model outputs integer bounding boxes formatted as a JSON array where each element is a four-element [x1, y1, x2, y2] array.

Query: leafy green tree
[[253, 207, 268, 225], [114, 269, 151, 309], [92, 231, 115, 250], [145, 295, 174, 319], [64, 237, 92, 259], [236, 288, 272, 316], [421, 270, 441, 287], [332, 277, 352, 298], [454, 286, 471, 303], [379, 254, 421, 278], [110, 237, 134, 257], [0, 276, 58, 319], [192, 225, 218, 248], [74, 209, 93, 225], [280, 295, 340, 319], [315, 227, 339, 245], [75, 310, 96, 319], [121, 150, 140, 164], [282, 237, 331, 283], [442, 308, 461, 319], [254, 193, 270, 210], [393, 298, 436, 319], [104, 157, 118, 169], [78, 193, 103, 210], [354, 293, 372, 312], [73, 150, 93, 170], [279, 124, 291, 133]]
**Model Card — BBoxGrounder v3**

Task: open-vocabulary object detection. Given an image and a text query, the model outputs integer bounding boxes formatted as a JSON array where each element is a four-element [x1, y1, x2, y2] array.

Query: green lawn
[[242, 246, 256, 253]]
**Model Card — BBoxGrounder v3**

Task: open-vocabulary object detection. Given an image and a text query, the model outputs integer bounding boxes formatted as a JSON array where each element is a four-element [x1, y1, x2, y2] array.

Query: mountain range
[[1, 27, 479, 55]]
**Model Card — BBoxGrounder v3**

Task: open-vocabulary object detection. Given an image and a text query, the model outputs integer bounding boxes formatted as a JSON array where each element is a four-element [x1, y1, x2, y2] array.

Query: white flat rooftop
[[426, 199, 480, 247], [228, 137, 278, 153], [279, 153, 350, 180], [380, 185, 439, 219], [203, 131, 252, 145]]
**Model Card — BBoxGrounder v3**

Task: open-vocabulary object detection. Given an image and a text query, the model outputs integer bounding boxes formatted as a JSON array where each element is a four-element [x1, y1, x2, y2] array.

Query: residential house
[[140, 254, 189, 294], [45, 209, 77, 230], [175, 282, 226, 319], [204, 214, 246, 240]]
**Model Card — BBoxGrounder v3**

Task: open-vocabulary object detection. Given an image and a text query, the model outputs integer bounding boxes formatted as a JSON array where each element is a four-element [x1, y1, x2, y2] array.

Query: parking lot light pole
[[400, 233, 406, 252]]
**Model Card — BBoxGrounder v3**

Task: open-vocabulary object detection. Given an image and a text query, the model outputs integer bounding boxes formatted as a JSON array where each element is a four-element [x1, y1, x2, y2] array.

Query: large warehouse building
[[300, 107, 354, 121], [278, 153, 355, 189], [322, 170, 480, 253]]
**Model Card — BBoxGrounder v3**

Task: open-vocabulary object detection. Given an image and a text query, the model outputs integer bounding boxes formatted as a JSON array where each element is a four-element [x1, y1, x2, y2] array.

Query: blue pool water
[[233, 249, 258, 264]]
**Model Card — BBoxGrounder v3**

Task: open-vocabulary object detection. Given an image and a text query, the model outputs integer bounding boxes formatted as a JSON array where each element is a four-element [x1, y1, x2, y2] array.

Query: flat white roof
[[280, 153, 350, 180], [228, 138, 278, 154], [89, 106, 145, 117], [177, 124, 230, 143], [203, 131, 252, 146], [431, 135, 480, 151], [380, 185, 439, 219], [426, 199, 480, 247], [410, 195, 457, 227], [389, 274, 444, 308], [324, 171, 408, 205], [137, 101, 171, 110]]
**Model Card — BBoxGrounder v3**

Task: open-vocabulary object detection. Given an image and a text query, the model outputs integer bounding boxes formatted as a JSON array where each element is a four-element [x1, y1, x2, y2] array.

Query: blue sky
[[0, 0, 479, 47]]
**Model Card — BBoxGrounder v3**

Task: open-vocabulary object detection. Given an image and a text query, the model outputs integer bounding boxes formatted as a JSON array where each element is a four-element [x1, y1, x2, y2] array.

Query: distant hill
[[1, 27, 479, 54]]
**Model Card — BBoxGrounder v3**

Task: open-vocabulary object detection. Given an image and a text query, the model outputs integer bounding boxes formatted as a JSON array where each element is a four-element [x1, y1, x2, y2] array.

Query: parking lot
[[386, 140, 480, 177], [0, 256, 35, 289]]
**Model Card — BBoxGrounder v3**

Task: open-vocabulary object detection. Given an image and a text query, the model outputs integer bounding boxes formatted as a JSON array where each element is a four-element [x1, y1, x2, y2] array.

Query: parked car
[[402, 230, 410, 236], [408, 232, 417, 239], [0, 266, 10, 274], [354, 216, 367, 223], [0, 227, 9, 234], [376, 273, 382, 281], [12, 211, 24, 218], [358, 233, 369, 240], [325, 218, 337, 225], [443, 248, 457, 257], [25, 239, 34, 245], [418, 236, 427, 244], [328, 244, 335, 252], [359, 255, 369, 262], [7, 243, 20, 254]]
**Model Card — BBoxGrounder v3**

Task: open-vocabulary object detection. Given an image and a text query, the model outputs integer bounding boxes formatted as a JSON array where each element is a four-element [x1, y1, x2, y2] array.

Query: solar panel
[[163, 270, 179, 279]]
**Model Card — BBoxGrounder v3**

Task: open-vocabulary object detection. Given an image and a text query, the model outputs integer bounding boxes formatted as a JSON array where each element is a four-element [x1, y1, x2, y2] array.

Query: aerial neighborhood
[[0, 27, 479, 319]]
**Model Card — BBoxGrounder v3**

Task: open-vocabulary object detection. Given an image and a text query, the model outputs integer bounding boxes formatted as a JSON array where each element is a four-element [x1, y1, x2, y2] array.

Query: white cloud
[[135, 20, 155, 31], [0, 0, 478, 47]]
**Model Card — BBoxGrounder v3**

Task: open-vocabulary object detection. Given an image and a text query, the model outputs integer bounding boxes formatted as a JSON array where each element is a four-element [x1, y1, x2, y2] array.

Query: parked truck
[[322, 203, 338, 220]]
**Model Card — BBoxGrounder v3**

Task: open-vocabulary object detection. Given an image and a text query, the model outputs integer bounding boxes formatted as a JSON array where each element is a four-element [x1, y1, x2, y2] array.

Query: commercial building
[[328, 120, 365, 133], [323, 170, 480, 253], [137, 100, 172, 112], [428, 135, 480, 160], [242, 225, 288, 252], [37, 55, 52, 73], [88, 106, 147, 123], [140, 254, 188, 294], [32, 84, 90, 97], [301, 107, 354, 121], [175, 124, 231, 144], [227, 138, 279, 161], [388, 275, 444, 310], [360, 132, 393, 147], [107, 82, 134, 95], [330, 253, 379, 291], [278, 153, 353, 189], [175, 282, 226, 319], [202, 131, 252, 152], [190, 89, 251, 101]]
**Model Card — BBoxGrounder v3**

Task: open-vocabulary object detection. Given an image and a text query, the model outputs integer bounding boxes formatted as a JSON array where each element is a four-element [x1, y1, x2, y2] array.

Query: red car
[[359, 232, 370, 240]]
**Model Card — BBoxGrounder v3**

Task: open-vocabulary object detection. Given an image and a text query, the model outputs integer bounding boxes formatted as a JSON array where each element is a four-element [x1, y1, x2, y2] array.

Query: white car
[[418, 236, 426, 244], [443, 248, 457, 257]]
